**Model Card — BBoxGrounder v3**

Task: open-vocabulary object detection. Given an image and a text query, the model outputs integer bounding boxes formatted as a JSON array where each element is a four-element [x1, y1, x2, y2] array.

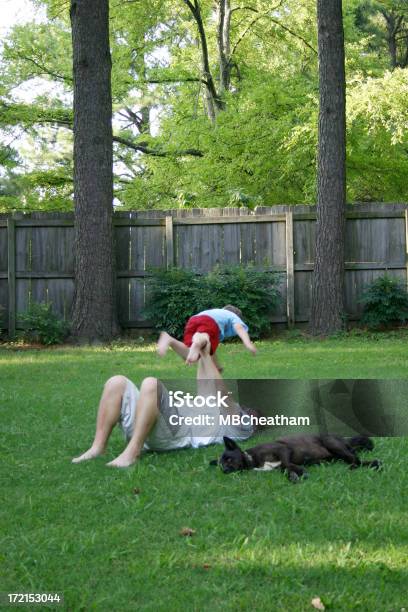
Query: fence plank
[[46, 279, 75, 320], [405, 210, 408, 285], [207, 222, 223, 269], [239, 209, 255, 264], [7, 219, 16, 336], [0, 227, 7, 273], [285, 212, 295, 328], [165, 216, 174, 269], [223, 209, 241, 265], [175, 209, 194, 269], [127, 212, 144, 323]]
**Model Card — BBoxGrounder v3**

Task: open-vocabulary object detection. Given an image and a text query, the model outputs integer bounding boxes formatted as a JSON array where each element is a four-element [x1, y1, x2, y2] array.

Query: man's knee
[[140, 376, 158, 394], [104, 375, 128, 394]]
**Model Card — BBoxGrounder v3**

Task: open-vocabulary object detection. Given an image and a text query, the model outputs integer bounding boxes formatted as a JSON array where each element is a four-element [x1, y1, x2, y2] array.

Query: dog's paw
[[288, 471, 300, 483], [370, 459, 382, 471]]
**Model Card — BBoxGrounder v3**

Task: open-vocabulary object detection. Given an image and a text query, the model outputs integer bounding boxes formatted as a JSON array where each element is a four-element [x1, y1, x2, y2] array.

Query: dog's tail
[[347, 435, 374, 452]]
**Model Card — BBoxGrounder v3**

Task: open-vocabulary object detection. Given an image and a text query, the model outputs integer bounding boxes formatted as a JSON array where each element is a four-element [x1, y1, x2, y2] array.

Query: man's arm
[[234, 323, 257, 354]]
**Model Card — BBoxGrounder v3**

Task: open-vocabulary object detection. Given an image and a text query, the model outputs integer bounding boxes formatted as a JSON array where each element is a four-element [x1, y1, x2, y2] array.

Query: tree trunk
[[70, 0, 120, 341], [310, 0, 346, 336], [381, 11, 403, 69], [386, 16, 398, 68], [184, 0, 223, 121], [217, 0, 232, 94]]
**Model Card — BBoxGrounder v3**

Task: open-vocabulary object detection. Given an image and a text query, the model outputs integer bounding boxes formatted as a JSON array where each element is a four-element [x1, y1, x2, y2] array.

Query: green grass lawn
[[1, 336, 408, 611]]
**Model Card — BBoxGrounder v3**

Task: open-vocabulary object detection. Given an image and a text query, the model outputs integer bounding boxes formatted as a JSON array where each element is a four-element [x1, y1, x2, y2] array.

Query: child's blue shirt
[[198, 308, 248, 341]]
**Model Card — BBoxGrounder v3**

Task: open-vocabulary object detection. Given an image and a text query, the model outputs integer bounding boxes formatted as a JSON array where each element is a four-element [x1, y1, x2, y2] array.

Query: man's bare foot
[[72, 446, 104, 463], [106, 451, 139, 468], [157, 332, 172, 357], [186, 333, 210, 365]]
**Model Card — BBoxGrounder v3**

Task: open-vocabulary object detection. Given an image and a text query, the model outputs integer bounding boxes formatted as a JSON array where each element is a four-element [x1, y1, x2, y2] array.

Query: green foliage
[[20, 302, 70, 344], [359, 274, 408, 329], [144, 265, 282, 339], [144, 268, 203, 338], [1, 0, 408, 209]]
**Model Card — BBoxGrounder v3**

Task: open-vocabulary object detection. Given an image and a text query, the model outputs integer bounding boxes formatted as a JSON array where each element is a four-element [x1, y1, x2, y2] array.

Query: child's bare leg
[[107, 377, 159, 468], [157, 332, 189, 360], [72, 375, 127, 463], [186, 332, 210, 365]]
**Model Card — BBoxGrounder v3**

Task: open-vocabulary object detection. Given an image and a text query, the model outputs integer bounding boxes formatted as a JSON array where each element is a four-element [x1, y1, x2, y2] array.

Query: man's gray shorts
[[118, 378, 192, 451], [118, 377, 253, 451]]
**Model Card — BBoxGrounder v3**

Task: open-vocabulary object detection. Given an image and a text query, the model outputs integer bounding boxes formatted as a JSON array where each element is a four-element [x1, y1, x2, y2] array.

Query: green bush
[[20, 302, 70, 345], [144, 268, 204, 338], [144, 265, 282, 339], [359, 275, 408, 329]]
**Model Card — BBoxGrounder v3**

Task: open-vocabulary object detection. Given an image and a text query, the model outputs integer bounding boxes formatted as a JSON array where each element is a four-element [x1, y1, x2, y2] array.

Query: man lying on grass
[[72, 341, 255, 468]]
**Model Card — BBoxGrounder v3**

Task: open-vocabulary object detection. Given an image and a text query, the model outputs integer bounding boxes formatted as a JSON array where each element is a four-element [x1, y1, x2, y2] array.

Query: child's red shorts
[[183, 315, 220, 355]]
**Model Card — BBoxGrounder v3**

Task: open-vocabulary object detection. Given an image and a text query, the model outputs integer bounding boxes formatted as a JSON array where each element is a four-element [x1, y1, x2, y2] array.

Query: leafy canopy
[[0, 0, 407, 211]]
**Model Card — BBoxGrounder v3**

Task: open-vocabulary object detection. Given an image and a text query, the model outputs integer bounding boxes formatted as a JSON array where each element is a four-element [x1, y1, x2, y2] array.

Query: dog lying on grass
[[211, 434, 381, 482]]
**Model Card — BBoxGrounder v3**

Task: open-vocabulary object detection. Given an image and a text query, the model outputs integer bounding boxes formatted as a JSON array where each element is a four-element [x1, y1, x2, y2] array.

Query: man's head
[[223, 304, 243, 318], [216, 436, 252, 473]]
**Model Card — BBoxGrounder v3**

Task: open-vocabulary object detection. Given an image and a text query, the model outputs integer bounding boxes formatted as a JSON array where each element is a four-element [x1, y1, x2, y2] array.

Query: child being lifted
[[157, 305, 257, 366]]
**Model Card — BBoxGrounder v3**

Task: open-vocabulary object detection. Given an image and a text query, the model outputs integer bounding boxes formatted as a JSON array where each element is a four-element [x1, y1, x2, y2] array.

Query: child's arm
[[233, 323, 257, 355]]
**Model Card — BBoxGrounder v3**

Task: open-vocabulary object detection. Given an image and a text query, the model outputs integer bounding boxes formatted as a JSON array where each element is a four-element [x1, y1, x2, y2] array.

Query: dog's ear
[[223, 436, 239, 451], [209, 459, 218, 466]]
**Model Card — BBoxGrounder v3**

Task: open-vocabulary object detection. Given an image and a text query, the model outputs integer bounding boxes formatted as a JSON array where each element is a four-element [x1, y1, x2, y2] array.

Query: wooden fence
[[1, 203, 408, 335]]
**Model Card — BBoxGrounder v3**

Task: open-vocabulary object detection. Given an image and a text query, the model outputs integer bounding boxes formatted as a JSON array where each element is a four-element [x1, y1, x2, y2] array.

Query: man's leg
[[211, 352, 223, 374], [72, 375, 127, 463], [157, 331, 189, 360], [107, 377, 160, 468], [197, 346, 241, 418], [197, 342, 221, 380]]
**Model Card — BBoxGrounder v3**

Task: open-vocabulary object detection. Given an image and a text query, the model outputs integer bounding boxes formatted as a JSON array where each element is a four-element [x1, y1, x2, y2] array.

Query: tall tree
[[310, 0, 346, 335], [69, 0, 119, 341], [355, 1, 408, 69]]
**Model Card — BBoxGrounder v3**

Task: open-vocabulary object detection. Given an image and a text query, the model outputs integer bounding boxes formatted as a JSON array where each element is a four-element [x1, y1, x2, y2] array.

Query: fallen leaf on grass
[[132, 488, 141, 495], [180, 527, 196, 537], [311, 597, 325, 610], [202, 563, 211, 570]]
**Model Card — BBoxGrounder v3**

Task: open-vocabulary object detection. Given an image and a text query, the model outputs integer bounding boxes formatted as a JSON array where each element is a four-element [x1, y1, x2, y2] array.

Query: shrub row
[[2, 271, 408, 345]]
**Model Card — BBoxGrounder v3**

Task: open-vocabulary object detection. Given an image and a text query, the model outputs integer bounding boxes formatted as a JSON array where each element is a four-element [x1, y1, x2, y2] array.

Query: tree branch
[[113, 135, 203, 157], [230, 5, 258, 14], [145, 77, 207, 84], [231, 5, 317, 57], [267, 16, 317, 54], [14, 54, 72, 83]]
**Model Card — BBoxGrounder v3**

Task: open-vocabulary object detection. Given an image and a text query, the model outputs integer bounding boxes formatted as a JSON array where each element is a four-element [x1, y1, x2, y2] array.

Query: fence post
[[285, 211, 295, 328], [165, 215, 174, 269], [7, 217, 16, 337], [405, 210, 408, 287]]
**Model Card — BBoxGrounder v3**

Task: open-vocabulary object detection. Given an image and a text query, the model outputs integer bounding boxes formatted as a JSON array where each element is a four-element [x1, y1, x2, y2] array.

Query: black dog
[[211, 434, 381, 482]]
